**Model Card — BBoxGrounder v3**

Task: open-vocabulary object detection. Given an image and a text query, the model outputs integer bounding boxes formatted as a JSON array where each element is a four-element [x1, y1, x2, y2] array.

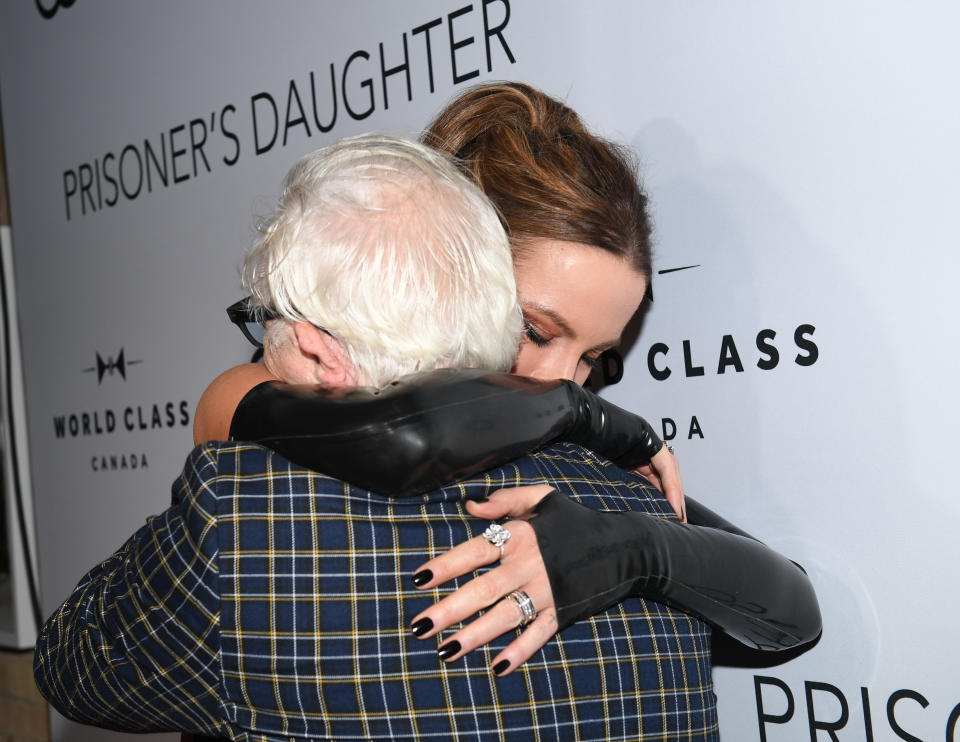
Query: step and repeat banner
[[1, 2, 958, 740]]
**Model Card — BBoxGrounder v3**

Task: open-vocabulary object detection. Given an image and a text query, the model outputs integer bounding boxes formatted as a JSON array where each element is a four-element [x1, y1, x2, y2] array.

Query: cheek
[[512, 341, 590, 384], [512, 342, 540, 376], [571, 365, 592, 387]]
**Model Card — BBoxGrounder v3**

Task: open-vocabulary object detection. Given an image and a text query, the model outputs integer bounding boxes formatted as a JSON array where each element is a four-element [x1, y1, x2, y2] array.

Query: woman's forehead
[[515, 239, 647, 338]]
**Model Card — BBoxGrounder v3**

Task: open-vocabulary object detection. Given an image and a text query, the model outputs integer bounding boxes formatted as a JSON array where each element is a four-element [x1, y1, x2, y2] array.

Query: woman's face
[[512, 239, 648, 385]]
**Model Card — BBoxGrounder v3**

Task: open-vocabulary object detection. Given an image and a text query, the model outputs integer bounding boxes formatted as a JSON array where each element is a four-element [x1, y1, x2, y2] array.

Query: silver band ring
[[507, 589, 537, 626], [482, 523, 511, 557], [666, 444, 674, 454]]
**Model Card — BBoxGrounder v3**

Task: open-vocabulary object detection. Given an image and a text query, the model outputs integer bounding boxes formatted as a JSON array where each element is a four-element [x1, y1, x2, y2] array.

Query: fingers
[[650, 446, 687, 523], [632, 462, 662, 491], [410, 516, 559, 675], [410, 521, 545, 637], [660, 470, 686, 523], [432, 589, 555, 670], [489, 609, 560, 676], [464, 484, 555, 521], [409, 488, 558, 675], [411, 528, 503, 594]]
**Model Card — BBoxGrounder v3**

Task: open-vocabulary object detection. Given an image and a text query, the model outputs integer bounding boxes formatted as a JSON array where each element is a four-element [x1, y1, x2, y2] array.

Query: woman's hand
[[633, 444, 686, 522], [409, 484, 558, 676]]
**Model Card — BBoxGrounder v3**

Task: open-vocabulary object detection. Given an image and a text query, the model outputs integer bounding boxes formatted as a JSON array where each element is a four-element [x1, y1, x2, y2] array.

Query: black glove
[[529, 489, 822, 650], [229, 369, 664, 496]]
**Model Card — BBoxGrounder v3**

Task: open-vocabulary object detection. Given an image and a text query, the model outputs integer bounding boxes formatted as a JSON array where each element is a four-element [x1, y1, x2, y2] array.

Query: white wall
[[1, 2, 957, 740]]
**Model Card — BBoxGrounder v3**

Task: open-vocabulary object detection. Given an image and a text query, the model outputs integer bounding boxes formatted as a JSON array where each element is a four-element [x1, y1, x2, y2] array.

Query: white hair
[[243, 134, 521, 388]]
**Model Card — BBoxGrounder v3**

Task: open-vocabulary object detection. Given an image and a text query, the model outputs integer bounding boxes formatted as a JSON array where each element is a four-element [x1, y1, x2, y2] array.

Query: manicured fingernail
[[412, 569, 433, 587], [410, 617, 433, 637], [437, 640, 461, 660], [492, 659, 510, 675]]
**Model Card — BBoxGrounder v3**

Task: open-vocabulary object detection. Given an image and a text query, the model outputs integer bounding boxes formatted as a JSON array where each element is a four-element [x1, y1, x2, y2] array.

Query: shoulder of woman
[[193, 363, 278, 444]]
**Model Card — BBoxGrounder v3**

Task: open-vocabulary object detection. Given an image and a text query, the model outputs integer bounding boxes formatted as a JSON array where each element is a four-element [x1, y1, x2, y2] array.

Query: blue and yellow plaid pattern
[[35, 441, 718, 741]]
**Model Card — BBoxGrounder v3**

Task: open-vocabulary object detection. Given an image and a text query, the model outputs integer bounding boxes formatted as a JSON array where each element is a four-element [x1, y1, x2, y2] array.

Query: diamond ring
[[507, 589, 537, 626], [482, 523, 511, 558]]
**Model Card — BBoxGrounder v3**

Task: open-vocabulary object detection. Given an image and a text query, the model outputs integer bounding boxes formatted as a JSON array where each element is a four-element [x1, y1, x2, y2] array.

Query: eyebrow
[[521, 300, 622, 353]]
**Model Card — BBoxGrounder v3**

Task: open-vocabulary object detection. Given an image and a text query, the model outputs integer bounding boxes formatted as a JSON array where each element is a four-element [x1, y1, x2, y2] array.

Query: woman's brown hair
[[423, 81, 652, 282]]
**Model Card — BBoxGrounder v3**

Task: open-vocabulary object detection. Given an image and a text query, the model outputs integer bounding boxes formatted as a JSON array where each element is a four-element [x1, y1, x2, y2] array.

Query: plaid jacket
[[35, 441, 718, 741]]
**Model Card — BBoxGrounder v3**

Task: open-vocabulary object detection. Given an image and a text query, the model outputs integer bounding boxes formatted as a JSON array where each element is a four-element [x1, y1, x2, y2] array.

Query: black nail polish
[[410, 617, 433, 637], [412, 569, 433, 587], [492, 659, 510, 675], [437, 640, 461, 660]]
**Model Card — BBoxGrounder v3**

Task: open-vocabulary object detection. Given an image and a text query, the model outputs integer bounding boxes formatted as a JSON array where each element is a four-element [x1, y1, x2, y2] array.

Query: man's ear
[[292, 321, 357, 386]]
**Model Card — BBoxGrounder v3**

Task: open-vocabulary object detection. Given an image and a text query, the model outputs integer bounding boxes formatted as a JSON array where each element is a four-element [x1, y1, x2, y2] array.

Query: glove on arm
[[229, 369, 663, 496], [529, 490, 822, 650]]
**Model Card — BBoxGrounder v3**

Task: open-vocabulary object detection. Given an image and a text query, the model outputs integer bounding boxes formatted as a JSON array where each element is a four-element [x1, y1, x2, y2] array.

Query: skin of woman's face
[[512, 239, 649, 385]]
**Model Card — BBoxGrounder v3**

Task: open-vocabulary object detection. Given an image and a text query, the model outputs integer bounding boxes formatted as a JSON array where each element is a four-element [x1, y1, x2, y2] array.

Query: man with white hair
[[239, 131, 521, 389], [34, 134, 722, 740]]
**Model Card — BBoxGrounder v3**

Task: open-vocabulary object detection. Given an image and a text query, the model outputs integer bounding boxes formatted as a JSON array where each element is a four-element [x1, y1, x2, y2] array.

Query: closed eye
[[523, 322, 550, 347]]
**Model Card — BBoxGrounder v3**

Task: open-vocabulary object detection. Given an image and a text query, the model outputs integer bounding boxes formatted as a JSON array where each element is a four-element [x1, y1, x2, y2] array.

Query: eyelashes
[[523, 322, 550, 347], [523, 321, 601, 368]]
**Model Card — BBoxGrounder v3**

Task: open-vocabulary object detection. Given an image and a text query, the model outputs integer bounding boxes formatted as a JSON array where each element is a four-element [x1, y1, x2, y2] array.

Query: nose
[[524, 353, 585, 384]]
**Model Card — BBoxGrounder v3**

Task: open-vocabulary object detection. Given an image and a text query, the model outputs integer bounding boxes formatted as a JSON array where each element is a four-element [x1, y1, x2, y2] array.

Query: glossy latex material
[[530, 491, 822, 650], [230, 369, 663, 496]]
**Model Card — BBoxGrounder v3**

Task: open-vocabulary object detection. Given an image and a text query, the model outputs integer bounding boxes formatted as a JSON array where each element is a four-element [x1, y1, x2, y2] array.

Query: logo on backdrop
[[36, 0, 75, 19], [82, 348, 143, 384], [644, 323, 818, 382], [590, 264, 820, 444], [60, 0, 517, 220], [754, 674, 960, 742], [56, 348, 191, 473]]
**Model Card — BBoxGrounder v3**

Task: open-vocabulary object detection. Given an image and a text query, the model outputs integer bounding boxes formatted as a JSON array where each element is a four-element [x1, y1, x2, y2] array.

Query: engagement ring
[[482, 523, 511, 558]]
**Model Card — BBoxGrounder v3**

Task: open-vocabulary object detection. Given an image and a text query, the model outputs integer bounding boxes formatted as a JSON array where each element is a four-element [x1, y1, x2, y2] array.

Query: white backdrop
[[1, 2, 958, 740]]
